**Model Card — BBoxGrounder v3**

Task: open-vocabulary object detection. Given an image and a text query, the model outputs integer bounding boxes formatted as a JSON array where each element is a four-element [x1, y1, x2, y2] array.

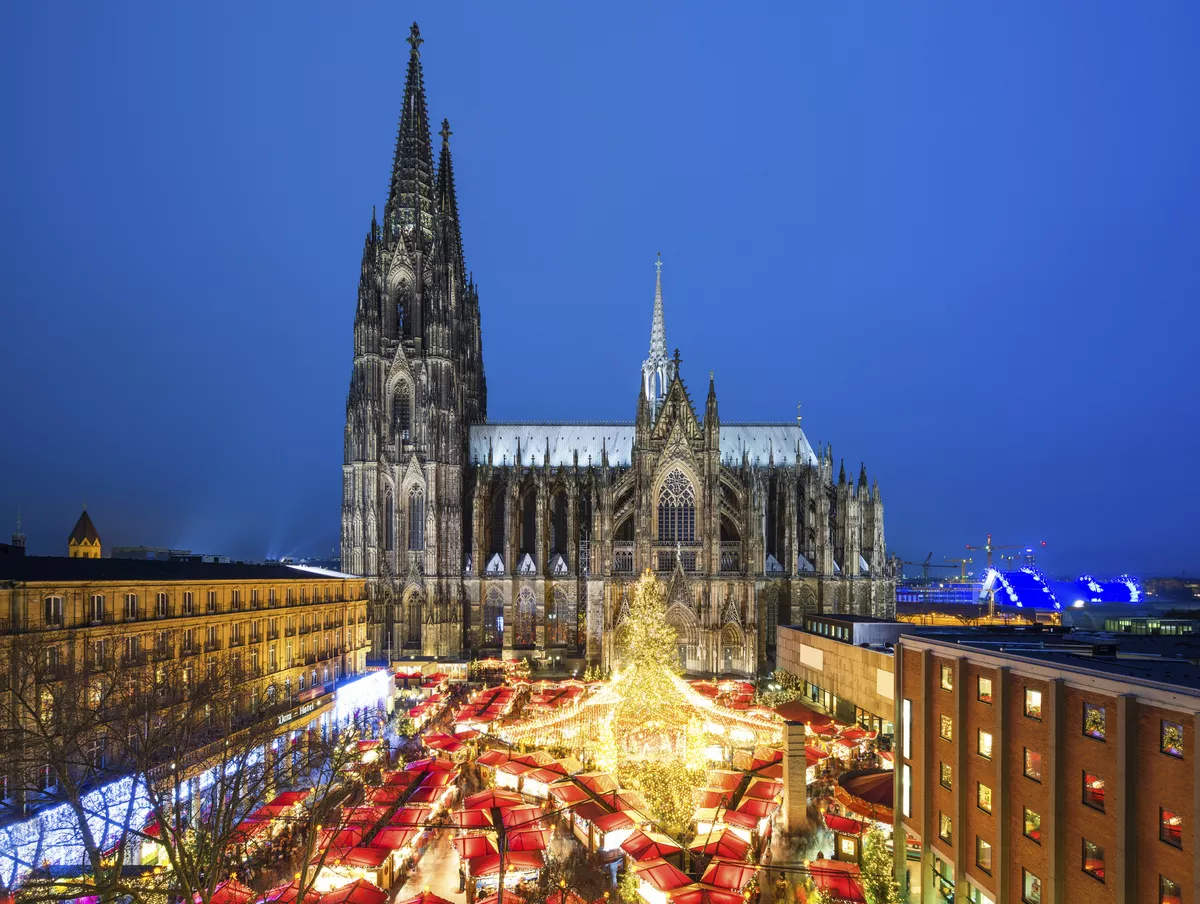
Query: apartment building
[[895, 629, 1199, 904], [0, 555, 372, 812]]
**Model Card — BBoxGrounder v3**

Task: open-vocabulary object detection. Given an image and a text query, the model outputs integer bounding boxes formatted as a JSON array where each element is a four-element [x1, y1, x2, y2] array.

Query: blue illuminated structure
[[980, 568, 1143, 611]]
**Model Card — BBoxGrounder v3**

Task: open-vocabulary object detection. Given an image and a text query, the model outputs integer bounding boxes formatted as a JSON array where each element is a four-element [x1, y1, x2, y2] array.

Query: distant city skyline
[[2, 4, 1198, 577]]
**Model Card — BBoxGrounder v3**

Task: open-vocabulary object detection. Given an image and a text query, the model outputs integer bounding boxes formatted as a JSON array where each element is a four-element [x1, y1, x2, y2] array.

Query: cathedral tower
[[342, 23, 486, 660]]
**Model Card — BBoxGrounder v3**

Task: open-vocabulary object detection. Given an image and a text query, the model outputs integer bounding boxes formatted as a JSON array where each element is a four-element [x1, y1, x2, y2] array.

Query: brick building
[[895, 629, 1199, 904]]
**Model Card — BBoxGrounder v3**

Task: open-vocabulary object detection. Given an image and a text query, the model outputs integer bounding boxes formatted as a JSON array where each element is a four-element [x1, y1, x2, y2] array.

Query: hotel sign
[[277, 694, 327, 727]]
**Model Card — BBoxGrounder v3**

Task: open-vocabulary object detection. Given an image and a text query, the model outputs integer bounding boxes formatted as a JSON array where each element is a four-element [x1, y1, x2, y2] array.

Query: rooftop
[[0, 556, 360, 584]]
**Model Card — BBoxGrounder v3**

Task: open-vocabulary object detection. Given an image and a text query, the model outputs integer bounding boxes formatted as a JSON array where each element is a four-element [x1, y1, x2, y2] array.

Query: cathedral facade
[[342, 25, 896, 677]]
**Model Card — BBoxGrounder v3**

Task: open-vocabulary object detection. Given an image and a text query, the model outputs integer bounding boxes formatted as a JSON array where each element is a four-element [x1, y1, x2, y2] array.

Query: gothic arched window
[[657, 469, 696, 544], [406, 595, 422, 645], [483, 589, 504, 647], [515, 588, 535, 647], [384, 492, 394, 551], [547, 588, 572, 647], [408, 489, 424, 551], [393, 388, 412, 443]]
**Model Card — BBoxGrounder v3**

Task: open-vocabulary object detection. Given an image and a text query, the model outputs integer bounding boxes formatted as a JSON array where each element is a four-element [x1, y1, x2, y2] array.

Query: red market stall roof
[[419, 770, 456, 787], [317, 826, 364, 850], [700, 858, 757, 892], [369, 826, 421, 851], [754, 762, 784, 779], [734, 798, 778, 820], [468, 850, 545, 877], [451, 808, 494, 829], [252, 804, 289, 820], [809, 860, 866, 903], [824, 813, 865, 835], [593, 811, 635, 833], [687, 829, 750, 860], [396, 892, 456, 904], [721, 809, 759, 831], [342, 806, 386, 825], [596, 788, 648, 811], [744, 778, 782, 800], [197, 879, 255, 904], [365, 786, 406, 806], [356, 739, 383, 751], [507, 828, 550, 851], [806, 746, 829, 767], [390, 807, 432, 827], [575, 772, 618, 795], [836, 768, 895, 821], [229, 817, 269, 843], [497, 761, 535, 777], [476, 750, 510, 768], [622, 829, 683, 862], [572, 801, 613, 824], [696, 789, 730, 809], [771, 700, 838, 730], [510, 751, 556, 768], [269, 790, 311, 807], [476, 894, 526, 904], [263, 879, 321, 904], [635, 858, 693, 892], [318, 879, 389, 904], [667, 885, 745, 904], [406, 787, 445, 805], [405, 757, 457, 773], [422, 733, 465, 754], [838, 728, 875, 743], [707, 771, 742, 792], [525, 767, 564, 785], [549, 783, 590, 805], [464, 789, 524, 810], [453, 833, 498, 859], [500, 804, 545, 829], [328, 846, 389, 868], [382, 770, 418, 787]]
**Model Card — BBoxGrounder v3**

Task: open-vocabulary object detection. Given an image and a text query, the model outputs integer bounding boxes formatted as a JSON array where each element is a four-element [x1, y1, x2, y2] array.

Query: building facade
[[895, 633, 1200, 904], [0, 556, 371, 813], [342, 24, 897, 675]]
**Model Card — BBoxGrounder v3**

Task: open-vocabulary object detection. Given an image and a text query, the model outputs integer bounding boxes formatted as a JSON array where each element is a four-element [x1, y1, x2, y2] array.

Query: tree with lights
[[860, 825, 903, 904]]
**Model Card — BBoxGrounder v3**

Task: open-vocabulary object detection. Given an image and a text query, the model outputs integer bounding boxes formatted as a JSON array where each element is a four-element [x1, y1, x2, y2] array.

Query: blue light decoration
[[981, 569, 1144, 611]]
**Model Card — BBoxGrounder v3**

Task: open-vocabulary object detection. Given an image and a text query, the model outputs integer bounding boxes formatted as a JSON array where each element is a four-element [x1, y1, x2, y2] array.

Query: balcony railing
[[613, 543, 634, 575], [654, 544, 700, 573], [719, 542, 743, 574]]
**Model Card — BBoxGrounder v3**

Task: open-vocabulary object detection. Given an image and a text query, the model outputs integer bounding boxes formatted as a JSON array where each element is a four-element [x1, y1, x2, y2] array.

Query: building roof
[[0, 556, 359, 584], [68, 509, 100, 545], [467, 422, 817, 469]]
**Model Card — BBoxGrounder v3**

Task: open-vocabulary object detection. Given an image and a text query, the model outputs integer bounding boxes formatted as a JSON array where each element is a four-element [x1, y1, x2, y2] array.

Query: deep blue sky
[[2, 3, 1198, 577]]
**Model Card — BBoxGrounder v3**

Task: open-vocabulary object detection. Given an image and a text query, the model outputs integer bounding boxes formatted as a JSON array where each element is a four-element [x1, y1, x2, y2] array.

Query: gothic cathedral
[[342, 25, 896, 677]]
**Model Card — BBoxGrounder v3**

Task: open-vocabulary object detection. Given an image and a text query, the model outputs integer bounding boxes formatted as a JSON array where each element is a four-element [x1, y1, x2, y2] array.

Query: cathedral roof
[[468, 422, 817, 468], [69, 509, 100, 545]]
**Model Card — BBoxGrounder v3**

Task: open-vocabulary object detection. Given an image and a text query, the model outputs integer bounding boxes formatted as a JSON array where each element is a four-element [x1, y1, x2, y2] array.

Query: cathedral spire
[[641, 253, 676, 417], [435, 118, 466, 284], [385, 22, 436, 243]]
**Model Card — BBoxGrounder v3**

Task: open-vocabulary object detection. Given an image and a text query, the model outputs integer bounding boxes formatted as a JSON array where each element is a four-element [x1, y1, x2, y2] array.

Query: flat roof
[[0, 556, 360, 584]]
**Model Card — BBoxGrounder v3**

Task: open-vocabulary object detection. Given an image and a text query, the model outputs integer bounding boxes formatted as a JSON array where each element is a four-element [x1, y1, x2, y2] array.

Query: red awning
[[572, 801, 613, 823], [621, 829, 683, 861], [467, 850, 545, 877], [389, 807, 431, 827], [476, 750, 510, 768], [406, 787, 444, 805], [700, 859, 757, 892], [318, 879, 389, 904], [824, 813, 865, 835], [198, 879, 256, 904], [507, 828, 549, 852], [453, 833, 498, 859], [593, 811, 634, 833], [263, 879, 321, 904], [369, 827, 420, 851], [395, 893, 456, 904], [734, 798, 778, 819], [688, 829, 750, 860], [809, 860, 866, 903], [463, 789, 523, 810], [635, 858, 692, 892], [268, 790, 311, 807], [450, 808, 494, 829]]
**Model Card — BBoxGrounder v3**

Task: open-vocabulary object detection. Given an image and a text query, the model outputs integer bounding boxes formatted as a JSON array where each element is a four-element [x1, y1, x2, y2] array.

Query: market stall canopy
[[744, 778, 782, 800], [734, 798, 778, 819], [809, 860, 865, 903], [695, 789, 730, 809], [405, 757, 457, 773], [328, 846, 389, 869], [548, 783, 590, 805], [319, 880, 389, 904], [453, 833, 498, 859], [687, 828, 749, 860], [396, 892, 456, 904], [406, 787, 445, 805], [450, 808, 494, 829], [390, 807, 432, 827], [507, 828, 550, 851], [369, 826, 420, 851], [199, 879, 255, 904], [700, 858, 757, 892], [463, 789, 524, 810], [476, 750, 510, 768], [666, 885, 745, 904], [635, 858, 693, 892], [593, 810, 635, 833], [836, 768, 895, 821], [771, 700, 838, 731], [467, 850, 545, 877], [621, 829, 683, 862], [269, 790, 311, 807], [382, 770, 418, 787], [262, 879, 322, 904], [501, 804, 546, 829], [824, 813, 865, 835], [575, 772, 618, 795], [476, 894, 526, 904], [707, 771, 742, 793]]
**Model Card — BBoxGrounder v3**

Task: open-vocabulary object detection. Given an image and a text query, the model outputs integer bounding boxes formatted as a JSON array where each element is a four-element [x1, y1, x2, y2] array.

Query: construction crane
[[900, 552, 959, 582], [944, 557, 973, 581], [966, 534, 1048, 572]]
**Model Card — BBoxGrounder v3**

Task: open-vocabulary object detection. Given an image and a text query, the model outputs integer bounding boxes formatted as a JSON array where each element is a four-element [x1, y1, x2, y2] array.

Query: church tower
[[342, 23, 486, 660], [68, 507, 101, 558], [641, 254, 676, 419]]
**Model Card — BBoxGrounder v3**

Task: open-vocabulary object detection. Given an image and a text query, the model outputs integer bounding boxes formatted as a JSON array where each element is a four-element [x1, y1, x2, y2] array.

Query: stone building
[[68, 508, 101, 558], [342, 24, 897, 675]]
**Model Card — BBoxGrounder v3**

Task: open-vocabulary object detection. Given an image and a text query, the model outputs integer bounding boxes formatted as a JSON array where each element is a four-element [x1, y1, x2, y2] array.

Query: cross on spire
[[406, 22, 423, 55], [439, 118, 452, 147]]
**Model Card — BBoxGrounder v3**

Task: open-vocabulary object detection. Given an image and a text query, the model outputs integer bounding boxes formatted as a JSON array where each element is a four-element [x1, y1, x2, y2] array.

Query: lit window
[[1161, 808, 1182, 848], [976, 837, 993, 875], [940, 762, 952, 790], [978, 729, 993, 760], [1082, 839, 1105, 883], [977, 782, 992, 813], [1161, 876, 1181, 904], [1083, 772, 1105, 811], [934, 856, 954, 901], [939, 812, 952, 842], [940, 714, 953, 742], [1083, 702, 1107, 741], [1024, 748, 1042, 781], [1161, 720, 1184, 759], [902, 699, 912, 759], [967, 885, 995, 904], [901, 765, 912, 817], [1022, 869, 1042, 904], [1023, 808, 1042, 843], [940, 664, 953, 691], [1024, 688, 1042, 720], [977, 676, 993, 704]]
